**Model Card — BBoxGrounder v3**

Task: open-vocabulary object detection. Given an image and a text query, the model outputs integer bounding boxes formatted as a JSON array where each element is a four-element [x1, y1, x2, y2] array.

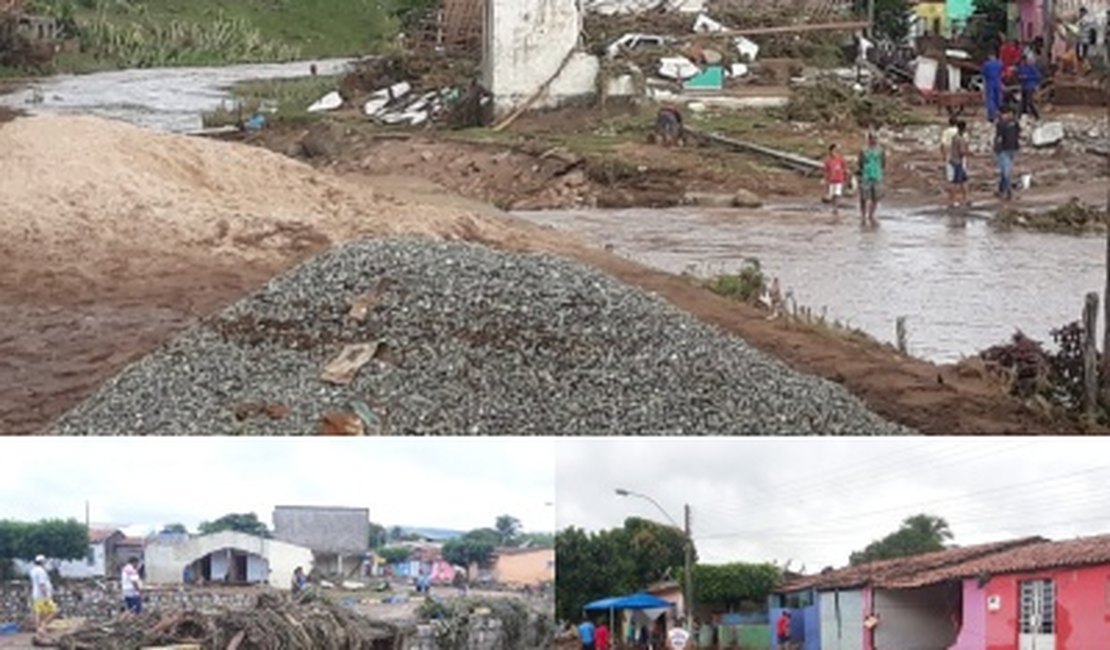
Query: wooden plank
[[686, 128, 822, 174]]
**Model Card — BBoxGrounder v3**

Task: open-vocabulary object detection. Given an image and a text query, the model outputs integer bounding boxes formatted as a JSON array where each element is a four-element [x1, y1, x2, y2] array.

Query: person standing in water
[[857, 132, 885, 227]]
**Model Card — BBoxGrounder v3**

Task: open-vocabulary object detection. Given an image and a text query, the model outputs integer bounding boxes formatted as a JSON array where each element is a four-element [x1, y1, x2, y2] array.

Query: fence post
[[1083, 292, 1099, 417], [895, 317, 908, 355]]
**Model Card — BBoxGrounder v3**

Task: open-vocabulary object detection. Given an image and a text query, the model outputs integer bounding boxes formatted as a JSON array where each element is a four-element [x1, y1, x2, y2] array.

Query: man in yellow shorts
[[30, 555, 58, 634]]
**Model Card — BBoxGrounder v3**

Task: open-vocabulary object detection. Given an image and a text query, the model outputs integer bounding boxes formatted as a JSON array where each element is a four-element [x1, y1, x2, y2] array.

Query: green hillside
[[22, 0, 435, 70]]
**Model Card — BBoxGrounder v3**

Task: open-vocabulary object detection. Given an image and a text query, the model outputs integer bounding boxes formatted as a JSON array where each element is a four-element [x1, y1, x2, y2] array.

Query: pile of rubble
[[51, 238, 911, 435], [49, 593, 400, 650]]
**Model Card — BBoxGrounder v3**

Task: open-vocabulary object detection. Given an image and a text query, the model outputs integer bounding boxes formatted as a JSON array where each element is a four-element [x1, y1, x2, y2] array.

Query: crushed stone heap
[[52, 238, 911, 435]]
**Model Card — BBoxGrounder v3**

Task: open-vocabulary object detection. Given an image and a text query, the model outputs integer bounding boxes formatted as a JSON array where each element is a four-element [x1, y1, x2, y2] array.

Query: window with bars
[[1019, 579, 1056, 634]]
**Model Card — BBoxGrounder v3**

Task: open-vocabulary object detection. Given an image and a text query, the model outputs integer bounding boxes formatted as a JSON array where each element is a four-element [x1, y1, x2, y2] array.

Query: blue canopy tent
[[584, 593, 675, 645]]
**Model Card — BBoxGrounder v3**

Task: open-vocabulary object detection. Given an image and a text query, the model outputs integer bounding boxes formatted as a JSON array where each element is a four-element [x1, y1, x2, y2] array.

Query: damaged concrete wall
[[0, 581, 258, 626], [272, 506, 370, 556], [483, 0, 599, 113], [146, 531, 313, 590]]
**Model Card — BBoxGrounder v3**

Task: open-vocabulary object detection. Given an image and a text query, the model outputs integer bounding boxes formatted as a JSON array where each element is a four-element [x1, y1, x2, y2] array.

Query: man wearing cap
[[29, 555, 58, 635]]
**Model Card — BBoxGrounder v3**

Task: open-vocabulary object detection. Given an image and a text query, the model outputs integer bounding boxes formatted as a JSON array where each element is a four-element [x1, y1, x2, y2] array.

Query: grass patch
[[703, 259, 766, 303], [203, 74, 341, 126]]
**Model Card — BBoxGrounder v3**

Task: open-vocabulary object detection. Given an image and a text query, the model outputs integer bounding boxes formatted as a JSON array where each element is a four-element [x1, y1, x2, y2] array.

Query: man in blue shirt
[[1017, 54, 1042, 120], [579, 617, 597, 650], [981, 52, 1005, 122]]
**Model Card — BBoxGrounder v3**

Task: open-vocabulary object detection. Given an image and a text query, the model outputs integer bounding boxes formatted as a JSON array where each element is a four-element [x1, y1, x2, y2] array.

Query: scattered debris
[[995, 198, 1108, 234], [307, 91, 344, 113], [1032, 121, 1065, 148], [606, 33, 671, 59], [686, 128, 821, 174], [321, 343, 382, 386], [657, 56, 700, 80], [782, 81, 916, 127], [320, 411, 366, 436]]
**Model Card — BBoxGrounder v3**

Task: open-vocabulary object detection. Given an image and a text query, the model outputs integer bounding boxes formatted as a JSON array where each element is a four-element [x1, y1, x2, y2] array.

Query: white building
[[13, 528, 127, 579], [145, 530, 313, 590]]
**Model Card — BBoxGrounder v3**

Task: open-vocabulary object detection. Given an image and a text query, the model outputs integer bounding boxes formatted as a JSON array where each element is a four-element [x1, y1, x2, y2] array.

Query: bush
[[782, 82, 916, 128], [704, 259, 765, 303]]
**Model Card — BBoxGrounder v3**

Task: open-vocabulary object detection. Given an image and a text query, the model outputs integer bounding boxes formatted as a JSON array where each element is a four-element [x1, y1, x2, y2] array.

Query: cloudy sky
[[557, 438, 1110, 571], [0, 438, 555, 535]]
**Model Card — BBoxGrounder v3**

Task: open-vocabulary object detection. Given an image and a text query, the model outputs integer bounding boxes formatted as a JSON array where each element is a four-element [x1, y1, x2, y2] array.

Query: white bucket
[[1021, 173, 1032, 190]]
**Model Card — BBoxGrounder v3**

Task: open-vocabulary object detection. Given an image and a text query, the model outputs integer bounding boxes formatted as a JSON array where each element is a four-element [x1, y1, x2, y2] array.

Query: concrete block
[[1032, 121, 1064, 147]]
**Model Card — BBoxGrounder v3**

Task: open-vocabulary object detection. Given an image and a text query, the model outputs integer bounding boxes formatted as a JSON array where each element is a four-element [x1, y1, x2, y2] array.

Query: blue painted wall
[[769, 604, 820, 650]]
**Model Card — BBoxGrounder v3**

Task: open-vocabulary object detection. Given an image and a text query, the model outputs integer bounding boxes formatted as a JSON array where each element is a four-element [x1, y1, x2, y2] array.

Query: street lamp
[[614, 488, 694, 633]]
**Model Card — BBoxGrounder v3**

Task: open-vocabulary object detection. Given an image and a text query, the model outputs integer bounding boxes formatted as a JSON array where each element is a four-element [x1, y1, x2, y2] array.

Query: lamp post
[[615, 488, 694, 633]]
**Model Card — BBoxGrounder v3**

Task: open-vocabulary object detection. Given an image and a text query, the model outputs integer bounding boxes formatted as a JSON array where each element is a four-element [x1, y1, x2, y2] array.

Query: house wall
[[483, 0, 599, 114], [948, 580, 987, 650], [272, 506, 369, 555], [493, 549, 554, 586], [947, 0, 975, 30], [145, 531, 312, 590], [873, 583, 961, 650], [819, 589, 865, 650], [979, 564, 1110, 650]]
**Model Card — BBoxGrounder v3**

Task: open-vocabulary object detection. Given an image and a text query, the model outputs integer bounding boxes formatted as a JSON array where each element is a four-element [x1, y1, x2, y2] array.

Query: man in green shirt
[[857, 131, 885, 227]]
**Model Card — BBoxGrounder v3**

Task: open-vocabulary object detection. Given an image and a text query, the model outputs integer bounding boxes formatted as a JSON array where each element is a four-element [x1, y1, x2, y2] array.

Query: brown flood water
[[518, 206, 1105, 363]]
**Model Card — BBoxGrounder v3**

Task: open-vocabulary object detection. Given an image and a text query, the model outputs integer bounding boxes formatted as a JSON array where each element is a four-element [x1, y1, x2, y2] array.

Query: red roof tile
[[88, 528, 121, 544], [777, 537, 1045, 592], [881, 533, 1110, 588]]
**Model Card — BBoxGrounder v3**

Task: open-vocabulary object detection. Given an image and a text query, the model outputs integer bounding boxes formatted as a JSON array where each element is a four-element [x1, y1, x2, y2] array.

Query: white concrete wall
[[57, 543, 106, 579], [819, 589, 864, 650], [484, 0, 599, 113], [246, 555, 268, 583], [146, 531, 312, 590]]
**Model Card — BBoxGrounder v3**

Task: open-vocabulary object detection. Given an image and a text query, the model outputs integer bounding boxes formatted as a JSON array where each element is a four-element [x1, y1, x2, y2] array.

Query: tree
[[378, 546, 412, 565], [198, 513, 270, 538], [368, 522, 388, 549], [443, 538, 496, 568], [463, 528, 501, 547], [967, 0, 1010, 58], [160, 523, 188, 535], [518, 532, 555, 548], [495, 515, 522, 546], [0, 519, 88, 562], [554, 518, 691, 622], [688, 563, 782, 609], [849, 514, 954, 565], [856, 0, 913, 43]]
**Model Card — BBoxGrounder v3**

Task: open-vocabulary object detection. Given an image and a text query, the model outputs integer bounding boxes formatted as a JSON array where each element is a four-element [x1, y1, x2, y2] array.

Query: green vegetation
[[197, 512, 271, 538], [781, 82, 921, 128], [555, 518, 692, 621], [685, 563, 781, 610], [704, 259, 766, 303], [18, 0, 436, 72], [849, 514, 953, 565], [377, 546, 413, 564], [0, 519, 88, 577], [203, 75, 342, 127]]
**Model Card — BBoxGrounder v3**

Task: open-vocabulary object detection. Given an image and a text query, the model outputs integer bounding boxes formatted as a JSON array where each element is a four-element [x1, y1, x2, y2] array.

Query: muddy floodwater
[[0, 59, 351, 132], [518, 207, 1105, 363]]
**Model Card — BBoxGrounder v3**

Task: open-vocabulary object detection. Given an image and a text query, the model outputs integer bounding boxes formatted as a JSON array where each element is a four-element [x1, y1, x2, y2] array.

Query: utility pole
[[684, 504, 694, 634]]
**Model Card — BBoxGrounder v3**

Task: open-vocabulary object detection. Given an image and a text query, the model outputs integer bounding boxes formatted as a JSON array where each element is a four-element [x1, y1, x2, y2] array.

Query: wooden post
[[896, 317, 908, 354], [1083, 292, 1099, 417], [1103, 209, 1110, 407], [867, 0, 875, 40]]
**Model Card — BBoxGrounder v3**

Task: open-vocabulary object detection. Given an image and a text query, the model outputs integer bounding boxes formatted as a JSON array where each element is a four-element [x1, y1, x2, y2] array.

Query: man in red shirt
[[1000, 38, 1022, 81], [776, 610, 792, 650], [823, 144, 848, 219]]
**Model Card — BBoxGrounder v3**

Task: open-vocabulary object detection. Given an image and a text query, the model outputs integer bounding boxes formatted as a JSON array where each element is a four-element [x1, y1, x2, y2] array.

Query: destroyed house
[[272, 505, 370, 578], [771, 533, 1110, 650], [145, 530, 313, 590]]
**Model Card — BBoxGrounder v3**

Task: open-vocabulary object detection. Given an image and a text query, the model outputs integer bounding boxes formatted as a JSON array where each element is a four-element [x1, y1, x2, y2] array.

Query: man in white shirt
[[121, 557, 144, 614], [666, 619, 690, 650], [29, 555, 58, 634]]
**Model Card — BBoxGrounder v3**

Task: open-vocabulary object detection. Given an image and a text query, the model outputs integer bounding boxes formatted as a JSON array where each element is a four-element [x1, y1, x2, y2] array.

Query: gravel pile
[[52, 238, 912, 435]]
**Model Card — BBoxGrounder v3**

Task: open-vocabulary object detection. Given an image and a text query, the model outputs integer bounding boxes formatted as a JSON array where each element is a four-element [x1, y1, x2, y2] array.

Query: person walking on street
[[823, 143, 848, 219], [857, 132, 885, 227], [121, 557, 144, 614], [578, 617, 596, 650], [1077, 7, 1097, 62], [994, 106, 1021, 201], [1017, 54, 1042, 120], [776, 610, 793, 650], [981, 52, 1005, 122], [947, 120, 971, 208], [30, 555, 58, 635]]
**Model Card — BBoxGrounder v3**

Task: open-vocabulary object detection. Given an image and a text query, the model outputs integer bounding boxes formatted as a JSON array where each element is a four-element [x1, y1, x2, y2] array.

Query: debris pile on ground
[[420, 596, 552, 650], [781, 81, 915, 127], [51, 238, 911, 435], [995, 198, 1109, 233], [978, 332, 1054, 400], [51, 592, 400, 650], [336, 52, 485, 128]]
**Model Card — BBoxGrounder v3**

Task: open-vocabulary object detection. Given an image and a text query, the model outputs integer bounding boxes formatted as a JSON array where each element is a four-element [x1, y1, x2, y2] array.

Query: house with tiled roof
[[769, 533, 1109, 650]]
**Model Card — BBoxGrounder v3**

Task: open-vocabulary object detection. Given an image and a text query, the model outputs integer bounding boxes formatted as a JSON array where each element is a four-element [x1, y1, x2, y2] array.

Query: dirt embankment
[[0, 114, 1096, 434]]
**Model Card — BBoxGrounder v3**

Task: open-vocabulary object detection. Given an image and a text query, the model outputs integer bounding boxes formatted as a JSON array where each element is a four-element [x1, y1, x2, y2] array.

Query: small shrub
[[705, 259, 765, 303]]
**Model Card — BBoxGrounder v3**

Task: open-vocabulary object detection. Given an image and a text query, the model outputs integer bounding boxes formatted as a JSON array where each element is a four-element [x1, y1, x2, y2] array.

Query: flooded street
[[0, 59, 351, 132], [518, 206, 1105, 363]]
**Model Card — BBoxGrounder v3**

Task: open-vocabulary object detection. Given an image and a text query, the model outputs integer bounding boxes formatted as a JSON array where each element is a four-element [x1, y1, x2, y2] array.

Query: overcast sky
[[0, 438, 555, 536], [557, 438, 1110, 571]]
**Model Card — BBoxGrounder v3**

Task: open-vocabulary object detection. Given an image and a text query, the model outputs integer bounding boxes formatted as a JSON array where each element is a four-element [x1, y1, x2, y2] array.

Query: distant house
[[146, 530, 313, 590], [490, 547, 554, 587], [272, 506, 370, 578], [770, 533, 1110, 650], [14, 528, 127, 579]]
